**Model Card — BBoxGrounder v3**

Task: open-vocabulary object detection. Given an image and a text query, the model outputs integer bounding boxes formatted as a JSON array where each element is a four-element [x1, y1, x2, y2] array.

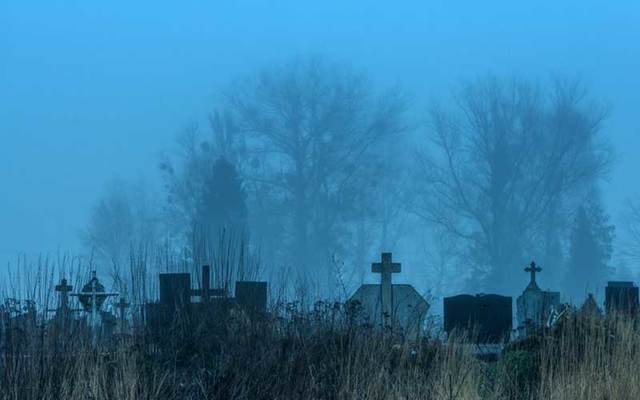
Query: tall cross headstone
[[55, 278, 73, 316], [71, 271, 118, 348], [372, 252, 401, 325], [525, 261, 542, 289]]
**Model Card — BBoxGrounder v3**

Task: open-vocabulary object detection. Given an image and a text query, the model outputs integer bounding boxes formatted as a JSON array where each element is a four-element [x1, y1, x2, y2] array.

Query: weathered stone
[[350, 283, 429, 336], [516, 262, 560, 336], [349, 253, 429, 337]]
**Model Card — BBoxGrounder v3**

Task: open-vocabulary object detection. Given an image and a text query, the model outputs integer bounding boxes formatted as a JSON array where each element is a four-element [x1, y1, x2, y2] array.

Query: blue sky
[[1, 1, 639, 269]]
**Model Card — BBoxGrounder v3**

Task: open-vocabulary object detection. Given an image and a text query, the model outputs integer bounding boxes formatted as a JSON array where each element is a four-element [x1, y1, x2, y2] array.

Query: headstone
[[349, 253, 429, 337], [54, 278, 73, 317], [159, 273, 191, 311], [605, 281, 639, 315], [146, 266, 269, 347], [150, 266, 229, 330], [444, 294, 512, 343], [372, 252, 401, 325], [235, 281, 267, 313], [70, 272, 119, 348], [516, 262, 560, 336]]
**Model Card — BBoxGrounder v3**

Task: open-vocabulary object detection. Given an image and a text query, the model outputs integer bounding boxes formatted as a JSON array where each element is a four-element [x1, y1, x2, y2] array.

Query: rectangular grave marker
[[235, 281, 267, 313], [605, 281, 639, 315], [444, 294, 512, 344]]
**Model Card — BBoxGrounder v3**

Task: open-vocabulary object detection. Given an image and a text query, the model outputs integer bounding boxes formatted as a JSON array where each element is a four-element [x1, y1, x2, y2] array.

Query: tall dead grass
[[538, 314, 640, 400], [4, 252, 640, 399]]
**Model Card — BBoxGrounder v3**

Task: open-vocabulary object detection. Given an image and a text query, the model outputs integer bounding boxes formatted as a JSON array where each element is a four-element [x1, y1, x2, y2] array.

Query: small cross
[[55, 278, 73, 311], [525, 261, 542, 285], [55, 278, 73, 294]]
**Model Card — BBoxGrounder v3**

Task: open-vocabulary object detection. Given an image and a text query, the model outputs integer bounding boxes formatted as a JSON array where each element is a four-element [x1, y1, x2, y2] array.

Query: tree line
[[82, 56, 628, 300]]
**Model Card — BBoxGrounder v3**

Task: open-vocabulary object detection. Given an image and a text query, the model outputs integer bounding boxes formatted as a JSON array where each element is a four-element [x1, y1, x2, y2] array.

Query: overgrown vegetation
[[3, 289, 640, 400]]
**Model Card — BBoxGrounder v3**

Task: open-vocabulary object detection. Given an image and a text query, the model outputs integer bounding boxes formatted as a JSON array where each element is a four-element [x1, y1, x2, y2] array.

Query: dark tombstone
[[147, 266, 269, 348], [146, 273, 192, 333], [150, 267, 230, 330], [54, 278, 73, 315], [235, 281, 268, 313], [159, 273, 191, 311], [444, 294, 512, 343], [605, 281, 639, 315]]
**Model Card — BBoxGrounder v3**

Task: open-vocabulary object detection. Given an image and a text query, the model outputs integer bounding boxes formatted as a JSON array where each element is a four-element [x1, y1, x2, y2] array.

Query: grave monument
[[349, 252, 429, 337], [516, 261, 560, 336], [444, 293, 512, 344], [605, 281, 639, 315]]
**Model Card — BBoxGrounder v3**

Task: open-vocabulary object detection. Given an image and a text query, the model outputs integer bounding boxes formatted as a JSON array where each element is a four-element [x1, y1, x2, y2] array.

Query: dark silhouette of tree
[[564, 201, 615, 301], [415, 78, 611, 292], [196, 157, 248, 239], [160, 123, 248, 251]]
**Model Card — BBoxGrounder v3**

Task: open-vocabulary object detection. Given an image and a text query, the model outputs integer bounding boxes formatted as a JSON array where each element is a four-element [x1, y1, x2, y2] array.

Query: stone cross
[[191, 265, 225, 302], [525, 261, 542, 287], [372, 252, 401, 325], [71, 271, 118, 348], [55, 278, 73, 313]]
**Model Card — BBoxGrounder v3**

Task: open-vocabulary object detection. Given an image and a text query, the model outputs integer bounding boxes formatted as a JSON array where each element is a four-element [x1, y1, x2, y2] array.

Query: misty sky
[[1, 1, 639, 271]]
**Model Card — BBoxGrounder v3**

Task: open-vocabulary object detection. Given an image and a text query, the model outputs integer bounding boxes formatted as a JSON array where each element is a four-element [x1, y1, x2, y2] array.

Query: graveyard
[[4, 2, 640, 399], [3, 252, 640, 400]]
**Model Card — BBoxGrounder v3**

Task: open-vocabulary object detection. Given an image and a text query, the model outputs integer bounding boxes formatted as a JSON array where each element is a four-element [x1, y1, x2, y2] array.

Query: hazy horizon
[[2, 1, 639, 291]]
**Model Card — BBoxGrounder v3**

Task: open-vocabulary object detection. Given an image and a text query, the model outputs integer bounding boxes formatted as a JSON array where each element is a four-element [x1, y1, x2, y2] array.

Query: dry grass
[[538, 314, 640, 400], [4, 252, 640, 399], [5, 298, 640, 399]]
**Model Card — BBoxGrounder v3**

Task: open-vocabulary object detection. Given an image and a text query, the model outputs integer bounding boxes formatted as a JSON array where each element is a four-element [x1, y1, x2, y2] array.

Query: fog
[[1, 1, 639, 299]]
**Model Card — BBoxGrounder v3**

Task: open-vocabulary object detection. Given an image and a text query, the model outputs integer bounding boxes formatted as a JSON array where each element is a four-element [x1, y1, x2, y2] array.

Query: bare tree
[[226, 57, 407, 283], [415, 77, 611, 292], [82, 179, 161, 280]]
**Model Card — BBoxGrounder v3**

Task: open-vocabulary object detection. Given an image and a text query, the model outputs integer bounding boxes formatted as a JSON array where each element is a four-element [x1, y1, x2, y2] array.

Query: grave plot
[[145, 265, 269, 342], [444, 293, 512, 344], [348, 252, 429, 338], [516, 262, 560, 338]]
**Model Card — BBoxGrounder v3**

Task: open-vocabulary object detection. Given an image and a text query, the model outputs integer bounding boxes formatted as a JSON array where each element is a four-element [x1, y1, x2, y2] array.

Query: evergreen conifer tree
[[565, 201, 615, 302]]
